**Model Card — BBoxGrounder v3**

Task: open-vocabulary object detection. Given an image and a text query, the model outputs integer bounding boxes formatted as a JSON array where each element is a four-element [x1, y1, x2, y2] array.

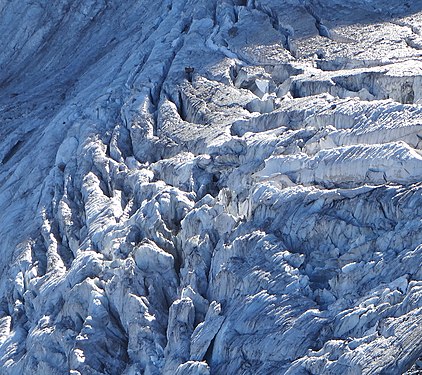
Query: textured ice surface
[[1, 0, 422, 374]]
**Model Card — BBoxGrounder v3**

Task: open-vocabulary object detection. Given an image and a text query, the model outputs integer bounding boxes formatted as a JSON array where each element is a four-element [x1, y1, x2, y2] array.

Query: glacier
[[0, 0, 422, 374]]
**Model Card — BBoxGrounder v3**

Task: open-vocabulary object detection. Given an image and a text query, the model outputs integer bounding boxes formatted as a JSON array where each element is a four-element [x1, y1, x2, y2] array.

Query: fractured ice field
[[0, 0, 422, 374]]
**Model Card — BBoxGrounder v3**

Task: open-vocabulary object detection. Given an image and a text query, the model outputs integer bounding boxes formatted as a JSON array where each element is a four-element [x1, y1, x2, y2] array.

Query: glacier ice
[[0, 0, 422, 374]]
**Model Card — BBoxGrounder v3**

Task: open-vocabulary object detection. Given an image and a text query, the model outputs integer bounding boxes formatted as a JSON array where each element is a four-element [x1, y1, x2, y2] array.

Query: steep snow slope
[[1, 0, 422, 374]]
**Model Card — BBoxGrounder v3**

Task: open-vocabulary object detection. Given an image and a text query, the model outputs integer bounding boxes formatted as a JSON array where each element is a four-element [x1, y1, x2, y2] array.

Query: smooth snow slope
[[1, 0, 422, 374]]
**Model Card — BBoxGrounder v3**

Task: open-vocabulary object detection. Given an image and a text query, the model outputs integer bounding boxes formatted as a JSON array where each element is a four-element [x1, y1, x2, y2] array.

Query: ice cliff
[[1, 0, 422, 374]]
